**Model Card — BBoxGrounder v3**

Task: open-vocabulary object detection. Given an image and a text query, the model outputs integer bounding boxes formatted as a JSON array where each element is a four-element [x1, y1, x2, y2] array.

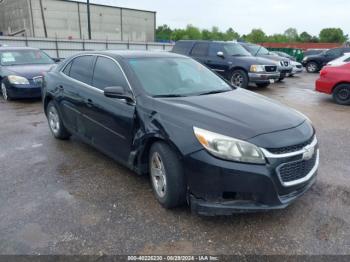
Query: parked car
[[43, 51, 319, 215], [271, 51, 296, 61], [302, 47, 350, 73], [290, 61, 303, 76], [303, 49, 327, 57], [172, 40, 280, 88], [239, 43, 293, 81], [316, 63, 350, 105], [326, 52, 350, 67], [0, 47, 55, 100]]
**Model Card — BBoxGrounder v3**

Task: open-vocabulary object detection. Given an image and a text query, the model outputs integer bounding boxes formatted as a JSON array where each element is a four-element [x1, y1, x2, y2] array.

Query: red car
[[316, 63, 350, 105]]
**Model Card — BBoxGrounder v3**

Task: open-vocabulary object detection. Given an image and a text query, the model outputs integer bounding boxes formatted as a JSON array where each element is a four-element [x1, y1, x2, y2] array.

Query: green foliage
[[319, 28, 347, 43], [156, 24, 348, 44], [243, 29, 266, 43]]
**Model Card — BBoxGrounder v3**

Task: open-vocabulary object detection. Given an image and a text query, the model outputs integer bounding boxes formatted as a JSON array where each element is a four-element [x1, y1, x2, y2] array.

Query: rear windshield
[[0, 50, 54, 66]]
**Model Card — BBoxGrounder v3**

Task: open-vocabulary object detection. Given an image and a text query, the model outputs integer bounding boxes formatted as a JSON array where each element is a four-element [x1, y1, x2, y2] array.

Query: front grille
[[267, 136, 314, 154], [265, 65, 277, 72], [278, 152, 317, 183]]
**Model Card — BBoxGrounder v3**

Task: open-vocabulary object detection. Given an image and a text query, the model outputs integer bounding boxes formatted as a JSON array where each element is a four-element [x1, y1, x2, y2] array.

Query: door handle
[[86, 99, 94, 107]]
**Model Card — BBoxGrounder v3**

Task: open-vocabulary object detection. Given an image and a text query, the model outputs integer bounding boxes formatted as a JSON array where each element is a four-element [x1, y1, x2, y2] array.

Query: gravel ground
[[0, 72, 349, 255]]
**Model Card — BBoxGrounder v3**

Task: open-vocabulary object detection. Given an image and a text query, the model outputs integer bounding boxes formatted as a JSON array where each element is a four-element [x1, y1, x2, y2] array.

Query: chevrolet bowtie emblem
[[302, 145, 315, 161]]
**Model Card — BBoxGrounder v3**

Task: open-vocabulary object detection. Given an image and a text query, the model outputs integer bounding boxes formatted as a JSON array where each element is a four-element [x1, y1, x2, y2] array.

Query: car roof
[[78, 50, 188, 59], [176, 40, 238, 44], [0, 46, 40, 51]]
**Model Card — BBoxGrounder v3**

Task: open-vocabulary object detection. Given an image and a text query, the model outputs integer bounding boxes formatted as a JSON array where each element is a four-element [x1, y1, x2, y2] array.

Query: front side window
[[69, 56, 95, 85], [0, 50, 54, 66], [222, 43, 251, 57], [128, 57, 232, 97], [92, 57, 128, 90], [326, 49, 342, 57]]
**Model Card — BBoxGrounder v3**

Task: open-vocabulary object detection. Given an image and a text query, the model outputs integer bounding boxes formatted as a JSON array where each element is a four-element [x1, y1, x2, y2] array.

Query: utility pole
[[87, 0, 92, 40]]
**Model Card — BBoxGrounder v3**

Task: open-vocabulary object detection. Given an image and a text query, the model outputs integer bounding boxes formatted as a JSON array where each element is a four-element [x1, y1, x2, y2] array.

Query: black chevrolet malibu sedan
[[0, 47, 55, 100], [42, 51, 319, 215]]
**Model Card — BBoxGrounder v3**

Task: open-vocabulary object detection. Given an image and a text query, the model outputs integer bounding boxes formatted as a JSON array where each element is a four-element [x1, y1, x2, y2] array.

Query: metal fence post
[[55, 35, 59, 58]]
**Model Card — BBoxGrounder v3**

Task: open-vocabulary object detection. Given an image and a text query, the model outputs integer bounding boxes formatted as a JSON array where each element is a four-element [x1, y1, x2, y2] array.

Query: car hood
[[3, 64, 55, 79], [154, 88, 306, 140], [227, 55, 279, 65]]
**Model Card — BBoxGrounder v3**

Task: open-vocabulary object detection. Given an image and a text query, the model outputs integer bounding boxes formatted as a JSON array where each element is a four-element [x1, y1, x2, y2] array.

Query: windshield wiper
[[198, 89, 231, 96]]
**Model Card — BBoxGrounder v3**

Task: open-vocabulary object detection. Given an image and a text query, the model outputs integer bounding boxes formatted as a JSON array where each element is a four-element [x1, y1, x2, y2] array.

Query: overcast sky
[[82, 0, 349, 36]]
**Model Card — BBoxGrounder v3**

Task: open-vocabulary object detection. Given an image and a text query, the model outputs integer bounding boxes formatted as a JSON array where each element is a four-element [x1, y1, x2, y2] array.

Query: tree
[[299, 31, 312, 42], [223, 28, 240, 41], [267, 34, 288, 43], [244, 29, 267, 43], [284, 28, 298, 42], [184, 24, 202, 40], [156, 24, 173, 41], [319, 28, 347, 43]]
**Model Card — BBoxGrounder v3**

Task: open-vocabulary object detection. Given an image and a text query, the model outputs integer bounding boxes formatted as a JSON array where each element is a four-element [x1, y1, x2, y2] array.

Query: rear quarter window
[[68, 55, 95, 85]]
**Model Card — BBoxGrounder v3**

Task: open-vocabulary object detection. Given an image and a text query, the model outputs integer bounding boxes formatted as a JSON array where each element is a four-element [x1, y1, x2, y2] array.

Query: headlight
[[250, 65, 265, 73], [8, 75, 29, 85], [302, 57, 308, 62], [193, 127, 266, 164]]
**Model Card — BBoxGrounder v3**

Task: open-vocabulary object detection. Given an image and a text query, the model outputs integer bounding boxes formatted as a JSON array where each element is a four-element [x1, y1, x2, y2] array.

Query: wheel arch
[[135, 135, 183, 176], [332, 82, 350, 93]]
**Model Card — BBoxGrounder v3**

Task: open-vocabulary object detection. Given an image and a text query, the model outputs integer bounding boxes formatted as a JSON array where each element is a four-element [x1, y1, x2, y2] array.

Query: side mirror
[[217, 51, 224, 58], [104, 86, 134, 103], [52, 58, 62, 63]]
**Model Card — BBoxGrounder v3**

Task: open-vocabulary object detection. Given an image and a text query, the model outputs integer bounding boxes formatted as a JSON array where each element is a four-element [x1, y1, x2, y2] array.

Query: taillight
[[320, 69, 327, 77]]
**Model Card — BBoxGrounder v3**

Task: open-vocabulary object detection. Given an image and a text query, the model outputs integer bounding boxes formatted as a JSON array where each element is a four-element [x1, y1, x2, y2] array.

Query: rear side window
[[190, 43, 209, 56], [172, 41, 193, 55], [92, 57, 128, 90], [69, 56, 95, 85], [345, 57, 350, 62]]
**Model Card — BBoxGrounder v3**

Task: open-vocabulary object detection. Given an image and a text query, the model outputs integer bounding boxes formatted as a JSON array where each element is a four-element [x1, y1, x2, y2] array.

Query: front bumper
[[248, 72, 280, 84], [185, 143, 319, 216], [6, 83, 42, 98], [292, 67, 303, 74]]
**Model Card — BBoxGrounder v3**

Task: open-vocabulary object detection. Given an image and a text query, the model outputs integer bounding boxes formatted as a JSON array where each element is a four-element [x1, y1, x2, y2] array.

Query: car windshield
[[245, 45, 270, 56], [0, 50, 54, 66], [128, 57, 232, 97], [223, 43, 251, 56]]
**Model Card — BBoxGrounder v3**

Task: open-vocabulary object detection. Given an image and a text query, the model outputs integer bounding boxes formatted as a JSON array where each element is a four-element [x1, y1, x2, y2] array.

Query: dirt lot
[[0, 72, 349, 255]]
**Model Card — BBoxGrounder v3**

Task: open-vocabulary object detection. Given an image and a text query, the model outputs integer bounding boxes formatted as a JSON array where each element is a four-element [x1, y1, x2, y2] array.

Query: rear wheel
[[333, 84, 350, 105], [230, 69, 248, 89], [149, 142, 186, 209], [1, 81, 11, 101], [306, 61, 319, 73], [46, 101, 71, 139], [256, 83, 270, 88]]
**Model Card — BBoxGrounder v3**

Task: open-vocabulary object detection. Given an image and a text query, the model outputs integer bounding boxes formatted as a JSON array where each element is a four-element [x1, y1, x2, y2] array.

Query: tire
[[230, 69, 248, 89], [149, 142, 186, 209], [46, 101, 71, 139], [256, 83, 270, 88], [306, 61, 319, 73], [1, 81, 11, 101], [333, 84, 350, 105]]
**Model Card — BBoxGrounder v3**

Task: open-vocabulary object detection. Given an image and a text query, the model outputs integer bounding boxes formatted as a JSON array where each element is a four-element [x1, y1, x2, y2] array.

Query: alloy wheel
[[150, 152, 167, 198], [1, 83, 8, 101], [48, 105, 61, 135], [307, 63, 317, 73], [231, 73, 244, 87]]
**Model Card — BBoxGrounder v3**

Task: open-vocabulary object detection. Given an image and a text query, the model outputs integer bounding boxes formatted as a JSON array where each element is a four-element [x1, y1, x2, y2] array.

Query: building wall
[[0, 0, 31, 36], [2, 0, 155, 42]]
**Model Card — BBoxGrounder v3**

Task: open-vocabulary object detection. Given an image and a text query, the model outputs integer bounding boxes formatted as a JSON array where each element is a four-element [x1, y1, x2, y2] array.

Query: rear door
[[190, 42, 210, 65], [80, 56, 136, 163], [59, 55, 96, 135]]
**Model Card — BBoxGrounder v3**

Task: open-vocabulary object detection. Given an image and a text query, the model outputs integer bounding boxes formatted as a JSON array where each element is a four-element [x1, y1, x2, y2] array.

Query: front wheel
[[306, 62, 319, 73], [46, 101, 71, 139], [149, 142, 186, 209], [230, 70, 248, 89], [1, 81, 11, 101], [333, 84, 350, 105]]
